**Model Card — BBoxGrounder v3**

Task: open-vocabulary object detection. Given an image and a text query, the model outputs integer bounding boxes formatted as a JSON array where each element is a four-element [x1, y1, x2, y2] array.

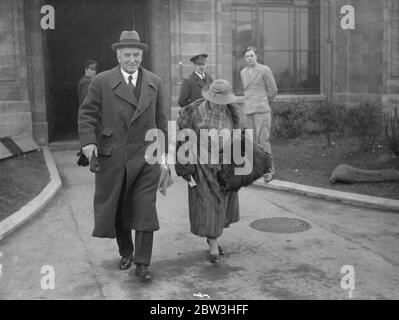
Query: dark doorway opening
[[45, 0, 149, 142]]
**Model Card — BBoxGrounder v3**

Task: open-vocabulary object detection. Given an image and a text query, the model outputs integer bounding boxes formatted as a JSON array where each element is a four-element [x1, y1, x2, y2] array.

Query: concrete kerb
[[0, 147, 62, 240], [253, 179, 399, 213], [0, 144, 397, 240]]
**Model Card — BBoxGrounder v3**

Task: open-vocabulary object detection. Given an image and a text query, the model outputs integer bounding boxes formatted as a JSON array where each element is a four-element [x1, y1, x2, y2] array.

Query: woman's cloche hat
[[202, 79, 238, 105]]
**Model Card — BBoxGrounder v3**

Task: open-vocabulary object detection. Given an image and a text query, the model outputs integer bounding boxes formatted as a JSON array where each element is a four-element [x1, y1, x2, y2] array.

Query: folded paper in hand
[[188, 175, 197, 187], [158, 154, 174, 196]]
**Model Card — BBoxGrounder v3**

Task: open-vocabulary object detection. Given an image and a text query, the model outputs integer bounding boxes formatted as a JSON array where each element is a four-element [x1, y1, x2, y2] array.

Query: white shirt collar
[[120, 67, 138, 86], [195, 71, 205, 80]]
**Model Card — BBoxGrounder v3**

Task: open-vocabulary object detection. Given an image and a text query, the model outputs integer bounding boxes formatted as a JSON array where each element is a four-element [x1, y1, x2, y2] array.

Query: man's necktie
[[128, 75, 138, 105], [128, 75, 135, 90]]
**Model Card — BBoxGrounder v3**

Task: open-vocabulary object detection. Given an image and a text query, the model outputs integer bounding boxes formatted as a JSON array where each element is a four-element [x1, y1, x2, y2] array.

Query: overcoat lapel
[[130, 68, 156, 124], [111, 67, 139, 107]]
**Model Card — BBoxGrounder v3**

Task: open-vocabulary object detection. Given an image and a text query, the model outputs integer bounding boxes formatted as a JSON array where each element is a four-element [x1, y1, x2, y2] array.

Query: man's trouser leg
[[245, 112, 274, 171], [115, 173, 133, 258], [133, 231, 153, 266], [115, 171, 154, 265], [245, 112, 272, 154]]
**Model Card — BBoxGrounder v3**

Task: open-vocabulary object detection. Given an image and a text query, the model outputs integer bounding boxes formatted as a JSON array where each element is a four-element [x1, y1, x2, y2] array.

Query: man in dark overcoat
[[78, 30, 168, 281], [177, 54, 213, 108], [77, 59, 98, 106]]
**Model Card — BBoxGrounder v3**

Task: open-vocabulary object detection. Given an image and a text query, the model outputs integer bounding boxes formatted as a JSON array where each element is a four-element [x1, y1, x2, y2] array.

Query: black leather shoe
[[135, 264, 153, 282], [119, 255, 133, 270]]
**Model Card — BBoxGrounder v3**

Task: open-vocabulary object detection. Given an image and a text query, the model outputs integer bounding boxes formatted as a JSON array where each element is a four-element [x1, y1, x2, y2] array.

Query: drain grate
[[250, 217, 311, 233]]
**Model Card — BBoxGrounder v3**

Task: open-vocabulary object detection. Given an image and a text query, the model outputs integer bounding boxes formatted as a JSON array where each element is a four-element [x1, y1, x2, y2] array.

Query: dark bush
[[311, 101, 347, 147], [347, 101, 383, 151], [384, 106, 399, 156], [272, 100, 307, 139]]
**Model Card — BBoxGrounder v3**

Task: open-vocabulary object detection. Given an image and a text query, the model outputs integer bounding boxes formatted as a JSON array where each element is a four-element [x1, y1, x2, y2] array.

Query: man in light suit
[[78, 31, 168, 282], [240, 46, 278, 183], [178, 54, 213, 108]]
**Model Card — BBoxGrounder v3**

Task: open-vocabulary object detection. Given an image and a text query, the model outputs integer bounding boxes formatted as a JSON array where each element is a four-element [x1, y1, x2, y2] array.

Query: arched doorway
[[45, 0, 150, 142]]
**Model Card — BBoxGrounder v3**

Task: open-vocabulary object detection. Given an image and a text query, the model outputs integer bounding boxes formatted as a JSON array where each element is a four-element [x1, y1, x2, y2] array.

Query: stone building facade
[[0, 0, 398, 145]]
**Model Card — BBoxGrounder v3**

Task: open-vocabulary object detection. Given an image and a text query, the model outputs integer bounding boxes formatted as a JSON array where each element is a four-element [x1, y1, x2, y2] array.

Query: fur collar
[[177, 98, 245, 130]]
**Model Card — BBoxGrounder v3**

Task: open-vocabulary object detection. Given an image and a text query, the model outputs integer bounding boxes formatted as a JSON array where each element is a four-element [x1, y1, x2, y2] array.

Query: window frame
[[232, 0, 321, 95]]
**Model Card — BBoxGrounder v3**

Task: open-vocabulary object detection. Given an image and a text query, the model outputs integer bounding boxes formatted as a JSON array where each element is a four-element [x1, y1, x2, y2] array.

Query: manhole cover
[[250, 217, 311, 233]]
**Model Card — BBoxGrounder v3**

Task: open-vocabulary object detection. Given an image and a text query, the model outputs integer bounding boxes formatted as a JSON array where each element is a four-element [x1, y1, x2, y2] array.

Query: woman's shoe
[[206, 239, 224, 256], [209, 253, 219, 264]]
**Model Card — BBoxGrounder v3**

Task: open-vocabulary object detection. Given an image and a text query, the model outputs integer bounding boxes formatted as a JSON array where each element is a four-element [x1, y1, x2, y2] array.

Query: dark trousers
[[115, 173, 153, 266]]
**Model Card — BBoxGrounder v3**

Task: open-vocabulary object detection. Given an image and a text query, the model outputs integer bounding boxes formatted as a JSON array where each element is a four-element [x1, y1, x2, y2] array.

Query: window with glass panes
[[232, 0, 320, 95]]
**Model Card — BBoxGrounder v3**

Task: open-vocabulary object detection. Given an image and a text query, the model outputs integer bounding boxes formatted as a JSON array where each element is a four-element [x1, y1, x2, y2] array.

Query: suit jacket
[[240, 63, 278, 114], [178, 71, 213, 107], [78, 66, 168, 238]]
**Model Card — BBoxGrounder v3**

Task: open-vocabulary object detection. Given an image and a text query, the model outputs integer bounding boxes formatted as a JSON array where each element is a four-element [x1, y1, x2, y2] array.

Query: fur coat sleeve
[[216, 131, 273, 192]]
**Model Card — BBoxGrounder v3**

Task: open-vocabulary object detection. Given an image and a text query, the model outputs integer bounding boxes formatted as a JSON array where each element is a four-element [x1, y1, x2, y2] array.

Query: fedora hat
[[111, 30, 149, 51], [202, 79, 237, 105]]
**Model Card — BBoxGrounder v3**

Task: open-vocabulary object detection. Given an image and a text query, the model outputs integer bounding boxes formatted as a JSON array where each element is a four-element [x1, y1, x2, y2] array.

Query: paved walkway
[[0, 150, 398, 299]]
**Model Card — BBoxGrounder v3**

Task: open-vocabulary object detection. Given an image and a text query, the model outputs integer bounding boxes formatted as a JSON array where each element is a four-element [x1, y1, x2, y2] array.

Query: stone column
[[169, 0, 217, 121], [24, 0, 48, 145], [148, 0, 172, 120], [0, 0, 32, 138], [320, 0, 336, 101], [333, 0, 386, 105], [383, 0, 399, 106], [169, 0, 232, 120]]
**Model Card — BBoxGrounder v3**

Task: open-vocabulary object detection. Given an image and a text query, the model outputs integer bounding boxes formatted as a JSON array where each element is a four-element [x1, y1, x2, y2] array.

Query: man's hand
[[82, 144, 97, 162]]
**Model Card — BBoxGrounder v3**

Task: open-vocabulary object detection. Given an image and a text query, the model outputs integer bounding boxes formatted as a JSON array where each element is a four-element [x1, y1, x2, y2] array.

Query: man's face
[[117, 47, 143, 73], [85, 64, 97, 78], [244, 50, 257, 67], [194, 62, 206, 74]]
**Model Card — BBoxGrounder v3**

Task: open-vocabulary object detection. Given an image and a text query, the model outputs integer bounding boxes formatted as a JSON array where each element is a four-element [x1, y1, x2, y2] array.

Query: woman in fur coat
[[175, 79, 247, 263]]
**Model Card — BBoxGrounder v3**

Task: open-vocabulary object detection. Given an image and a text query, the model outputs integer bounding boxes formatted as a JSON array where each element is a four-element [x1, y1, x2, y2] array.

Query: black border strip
[[0, 137, 23, 156]]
